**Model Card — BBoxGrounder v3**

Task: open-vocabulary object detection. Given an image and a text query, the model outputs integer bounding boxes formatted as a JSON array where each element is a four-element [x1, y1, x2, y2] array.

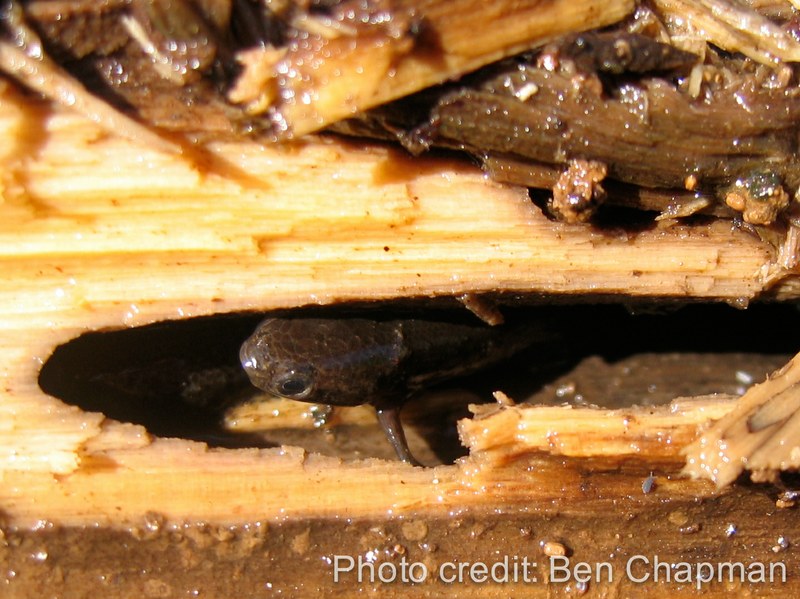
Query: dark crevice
[[38, 312, 264, 445], [37, 302, 800, 460]]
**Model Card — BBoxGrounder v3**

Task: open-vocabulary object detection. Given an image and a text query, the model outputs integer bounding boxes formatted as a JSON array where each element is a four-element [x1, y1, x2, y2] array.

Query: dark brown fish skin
[[240, 317, 407, 409], [240, 317, 541, 409], [239, 316, 547, 463]]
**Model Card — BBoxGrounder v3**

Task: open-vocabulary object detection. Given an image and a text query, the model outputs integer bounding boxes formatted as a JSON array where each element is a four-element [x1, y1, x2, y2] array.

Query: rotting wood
[[0, 2, 799, 596], [1, 35, 799, 599], [0, 82, 798, 525], [14, 0, 800, 235], [11, 0, 635, 142], [230, 0, 636, 137]]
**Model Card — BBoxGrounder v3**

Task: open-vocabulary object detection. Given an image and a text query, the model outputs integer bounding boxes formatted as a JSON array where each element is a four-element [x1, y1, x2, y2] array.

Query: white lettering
[[718, 561, 745, 582], [439, 562, 456, 584], [768, 561, 787, 583], [408, 561, 428, 583], [695, 562, 715, 590], [573, 561, 593, 583], [597, 561, 613, 583], [491, 557, 509, 583], [624, 556, 786, 587], [333, 555, 354, 583], [471, 561, 488, 583], [377, 561, 396, 583], [749, 562, 766, 584], [672, 561, 693, 584], [335, 553, 785, 586], [653, 555, 673, 582], [549, 556, 571, 583], [357, 557, 375, 582], [626, 555, 650, 583], [333, 555, 430, 583]]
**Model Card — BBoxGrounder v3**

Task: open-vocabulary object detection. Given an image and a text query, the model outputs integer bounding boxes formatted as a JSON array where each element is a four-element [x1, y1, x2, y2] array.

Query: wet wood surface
[[0, 80, 799, 595]]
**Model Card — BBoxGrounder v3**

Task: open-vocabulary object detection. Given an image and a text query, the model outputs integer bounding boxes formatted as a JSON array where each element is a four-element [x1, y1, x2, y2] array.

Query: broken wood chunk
[[413, 63, 800, 198], [459, 395, 737, 466], [684, 350, 800, 487], [237, 0, 636, 137], [652, 0, 800, 64]]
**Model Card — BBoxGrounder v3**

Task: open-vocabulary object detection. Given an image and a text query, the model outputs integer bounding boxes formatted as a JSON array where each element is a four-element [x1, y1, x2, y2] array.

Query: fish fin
[[376, 407, 421, 466]]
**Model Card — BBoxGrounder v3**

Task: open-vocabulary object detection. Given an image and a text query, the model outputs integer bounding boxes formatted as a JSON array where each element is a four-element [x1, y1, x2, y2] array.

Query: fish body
[[239, 315, 548, 463]]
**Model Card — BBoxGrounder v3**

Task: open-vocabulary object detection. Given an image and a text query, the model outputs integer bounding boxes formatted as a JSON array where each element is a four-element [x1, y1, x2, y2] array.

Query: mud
[[1, 478, 797, 597], [13, 302, 800, 595]]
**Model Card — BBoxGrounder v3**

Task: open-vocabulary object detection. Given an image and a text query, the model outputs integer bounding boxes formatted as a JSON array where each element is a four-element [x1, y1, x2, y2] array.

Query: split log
[[2, 3, 800, 588]]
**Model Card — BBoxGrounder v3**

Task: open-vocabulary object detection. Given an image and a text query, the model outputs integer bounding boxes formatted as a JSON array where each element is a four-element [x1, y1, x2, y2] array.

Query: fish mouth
[[239, 335, 256, 371], [239, 336, 269, 390]]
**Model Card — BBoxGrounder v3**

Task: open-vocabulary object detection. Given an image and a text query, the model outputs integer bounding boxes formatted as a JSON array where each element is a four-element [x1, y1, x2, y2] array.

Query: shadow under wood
[[38, 313, 265, 445], [37, 303, 800, 464]]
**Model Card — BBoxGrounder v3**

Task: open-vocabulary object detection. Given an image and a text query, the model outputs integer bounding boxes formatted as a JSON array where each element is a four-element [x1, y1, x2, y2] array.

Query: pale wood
[[652, 0, 800, 64], [459, 395, 738, 462], [0, 79, 796, 532], [684, 350, 800, 487]]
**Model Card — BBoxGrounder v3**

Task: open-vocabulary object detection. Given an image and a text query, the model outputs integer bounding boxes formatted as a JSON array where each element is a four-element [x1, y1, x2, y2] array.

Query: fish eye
[[274, 368, 314, 400]]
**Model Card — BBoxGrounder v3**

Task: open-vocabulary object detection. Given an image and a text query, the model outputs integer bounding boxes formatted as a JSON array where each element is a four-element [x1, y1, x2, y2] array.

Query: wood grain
[[0, 79, 793, 532]]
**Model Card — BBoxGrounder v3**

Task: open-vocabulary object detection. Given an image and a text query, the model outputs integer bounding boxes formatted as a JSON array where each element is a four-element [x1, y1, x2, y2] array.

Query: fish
[[239, 315, 551, 465]]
